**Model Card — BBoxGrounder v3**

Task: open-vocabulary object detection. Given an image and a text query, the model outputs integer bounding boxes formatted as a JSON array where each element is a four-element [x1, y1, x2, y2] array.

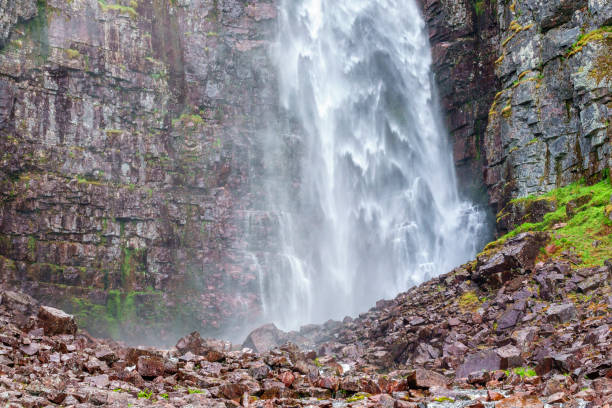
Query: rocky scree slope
[[0, 0, 278, 343], [1, 196, 611, 407]]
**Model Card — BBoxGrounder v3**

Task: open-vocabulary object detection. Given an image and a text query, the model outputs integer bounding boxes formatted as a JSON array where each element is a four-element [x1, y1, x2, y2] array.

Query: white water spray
[[256, 0, 486, 330]]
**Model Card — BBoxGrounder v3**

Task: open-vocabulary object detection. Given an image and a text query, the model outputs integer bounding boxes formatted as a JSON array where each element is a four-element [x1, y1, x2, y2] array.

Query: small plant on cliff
[[507, 367, 537, 378], [567, 26, 612, 57], [137, 389, 152, 399], [458, 291, 482, 312], [188, 388, 204, 394], [473, 0, 486, 17]]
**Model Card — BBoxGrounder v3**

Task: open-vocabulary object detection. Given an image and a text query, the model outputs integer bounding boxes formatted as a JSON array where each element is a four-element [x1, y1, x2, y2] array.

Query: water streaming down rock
[[256, 0, 487, 330]]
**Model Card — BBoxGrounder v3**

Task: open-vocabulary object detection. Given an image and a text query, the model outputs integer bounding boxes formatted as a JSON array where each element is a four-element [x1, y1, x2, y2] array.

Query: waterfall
[[256, 0, 486, 330]]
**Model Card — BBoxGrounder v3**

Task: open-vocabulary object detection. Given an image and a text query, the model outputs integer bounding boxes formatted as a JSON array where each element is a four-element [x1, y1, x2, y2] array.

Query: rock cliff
[[419, 0, 611, 221], [0, 0, 277, 343], [0, 0, 610, 342]]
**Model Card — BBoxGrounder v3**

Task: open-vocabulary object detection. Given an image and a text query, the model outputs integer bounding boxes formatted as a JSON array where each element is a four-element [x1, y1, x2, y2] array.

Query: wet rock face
[[0, 0, 278, 343], [483, 0, 611, 214], [0, 0, 37, 48], [417, 0, 500, 204]]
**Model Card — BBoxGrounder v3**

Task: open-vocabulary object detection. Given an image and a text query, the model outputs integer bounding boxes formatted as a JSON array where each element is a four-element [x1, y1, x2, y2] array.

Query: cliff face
[[0, 0, 277, 343], [0, 0, 610, 343], [419, 0, 611, 230], [484, 0, 611, 221], [418, 0, 500, 205]]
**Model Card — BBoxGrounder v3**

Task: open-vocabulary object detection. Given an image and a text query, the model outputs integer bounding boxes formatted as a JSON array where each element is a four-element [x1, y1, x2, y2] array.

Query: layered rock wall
[[0, 0, 277, 343], [420, 0, 611, 230], [484, 0, 611, 218]]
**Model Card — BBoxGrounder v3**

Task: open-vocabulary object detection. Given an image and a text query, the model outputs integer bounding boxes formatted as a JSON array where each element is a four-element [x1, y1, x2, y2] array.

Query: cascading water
[[257, 0, 487, 330]]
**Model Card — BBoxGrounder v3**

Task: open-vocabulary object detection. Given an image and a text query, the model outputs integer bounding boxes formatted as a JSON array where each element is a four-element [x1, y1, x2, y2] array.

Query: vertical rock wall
[[484, 0, 611, 220], [419, 0, 611, 232], [0, 0, 277, 344]]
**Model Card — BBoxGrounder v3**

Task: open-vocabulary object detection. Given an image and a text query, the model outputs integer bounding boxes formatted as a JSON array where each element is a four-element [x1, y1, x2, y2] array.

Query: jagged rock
[[37, 306, 77, 336], [243, 323, 287, 353], [546, 303, 576, 323], [137, 356, 165, 378], [474, 232, 549, 286], [496, 344, 523, 369], [405, 369, 449, 389], [456, 350, 502, 379]]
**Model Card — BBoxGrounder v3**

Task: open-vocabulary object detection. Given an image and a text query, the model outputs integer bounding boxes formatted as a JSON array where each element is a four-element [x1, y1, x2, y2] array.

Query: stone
[[37, 306, 77, 336], [546, 303, 576, 323], [496, 344, 523, 369], [242, 324, 286, 354], [496, 394, 544, 408], [137, 356, 165, 378], [176, 332, 206, 355], [405, 369, 448, 389], [456, 350, 502, 379], [474, 233, 549, 286]]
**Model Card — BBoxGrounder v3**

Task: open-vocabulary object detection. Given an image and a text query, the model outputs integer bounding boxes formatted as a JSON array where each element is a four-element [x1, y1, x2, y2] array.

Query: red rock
[[318, 376, 340, 391], [137, 355, 165, 378], [176, 331, 206, 355], [496, 344, 523, 369], [405, 369, 448, 389], [496, 394, 544, 408], [242, 324, 286, 353], [487, 390, 504, 401], [547, 392, 566, 403], [456, 350, 502, 379], [220, 383, 249, 400], [279, 371, 295, 387], [37, 306, 77, 336]]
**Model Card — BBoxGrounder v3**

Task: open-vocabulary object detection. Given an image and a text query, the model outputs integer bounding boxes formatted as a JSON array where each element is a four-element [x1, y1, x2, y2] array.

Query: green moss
[[434, 397, 455, 402], [474, 0, 486, 17], [567, 26, 612, 57], [64, 48, 80, 59], [27, 235, 36, 258], [188, 389, 204, 394], [98, 0, 138, 19], [346, 393, 370, 402], [509, 367, 537, 378], [491, 176, 612, 266], [458, 291, 482, 312]]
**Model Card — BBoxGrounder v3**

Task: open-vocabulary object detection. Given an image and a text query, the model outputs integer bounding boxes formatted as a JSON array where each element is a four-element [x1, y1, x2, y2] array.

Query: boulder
[[546, 303, 576, 323], [405, 369, 449, 389], [176, 331, 206, 355], [137, 356, 165, 378], [496, 344, 523, 369], [242, 323, 287, 353], [37, 306, 77, 336], [1, 291, 37, 314], [456, 350, 502, 379], [474, 232, 548, 286]]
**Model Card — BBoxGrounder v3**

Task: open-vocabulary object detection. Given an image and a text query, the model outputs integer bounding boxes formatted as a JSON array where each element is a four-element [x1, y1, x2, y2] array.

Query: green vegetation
[[567, 26, 612, 57], [490, 176, 612, 266], [188, 388, 204, 394], [137, 389, 153, 399], [458, 291, 483, 312], [346, 393, 370, 402], [98, 0, 138, 19], [27, 236, 36, 258], [160, 393, 169, 400], [434, 396, 455, 402], [506, 367, 537, 378], [474, 0, 486, 17], [64, 48, 80, 59]]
